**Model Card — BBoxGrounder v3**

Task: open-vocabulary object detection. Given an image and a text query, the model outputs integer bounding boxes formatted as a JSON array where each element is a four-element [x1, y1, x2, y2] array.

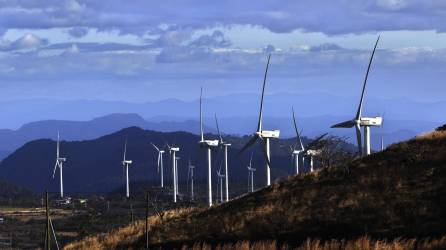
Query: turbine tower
[[247, 153, 255, 193], [122, 140, 132, 198], [216, 163, 225, 203], [291, 107, 304, 175], [175, 156, 180, 194], [198, 87, 219, 207], [381, 113, 386, 151], [151, 143, 165, 188], [239, 54, 280, 186], [215, 114, 231, 202], [187, 159, 195, 201], [166, 144, 179, 202], [331, 37, 382, 156], [52, 132, 67, 198]]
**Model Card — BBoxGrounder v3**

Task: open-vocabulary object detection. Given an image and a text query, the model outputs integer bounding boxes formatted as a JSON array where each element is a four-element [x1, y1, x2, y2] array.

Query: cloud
[[0, 1, 446, 36], [0, 34, 48, 51], [309, 43, 343, 52], [68, 27, 89, 38], [189, 31, 231, 48]]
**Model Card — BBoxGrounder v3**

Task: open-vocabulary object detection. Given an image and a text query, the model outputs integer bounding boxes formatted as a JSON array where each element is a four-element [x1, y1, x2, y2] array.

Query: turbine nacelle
[[199, 139, 219, 147], [360, 117, 383, 127], [292, 150, 303, 155], [256, 130, 280, 139], [122, 160, 132, 165], [305, 149, 322, 156], [169, 147, 180, 152], [57, 157, 66, 162]]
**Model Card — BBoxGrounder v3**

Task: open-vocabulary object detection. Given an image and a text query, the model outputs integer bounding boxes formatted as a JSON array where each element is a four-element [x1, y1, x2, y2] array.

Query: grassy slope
[[65, 129, 446, 249]]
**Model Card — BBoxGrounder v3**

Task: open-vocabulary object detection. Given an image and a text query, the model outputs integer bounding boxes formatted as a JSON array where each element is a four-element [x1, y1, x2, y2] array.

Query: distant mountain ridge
[[0, 113, 214, 159]]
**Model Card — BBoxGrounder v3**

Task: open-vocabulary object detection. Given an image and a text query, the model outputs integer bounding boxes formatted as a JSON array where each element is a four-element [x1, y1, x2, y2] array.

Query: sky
[[1, 0, 446, 103]]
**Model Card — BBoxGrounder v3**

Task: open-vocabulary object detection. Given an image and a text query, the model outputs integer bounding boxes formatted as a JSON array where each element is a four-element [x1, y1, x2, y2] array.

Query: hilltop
[[65, 126, 446, 249]]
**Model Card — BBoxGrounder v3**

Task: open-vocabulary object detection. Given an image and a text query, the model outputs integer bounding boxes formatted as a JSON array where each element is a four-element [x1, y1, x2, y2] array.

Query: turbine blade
[[259, 139, 272, 169], [215, 113, 223, 144], [331, 120, 356, 128], [56, 131, 60, 158], [157, 153, 161, 173], [52, 161, 58, 178], [238, 135, 259, 156], [257, 54, 271, 133], [123, 139, 127, 161], [355, 124, 363, 156], [151, 142, 159, 152], [355, 36, 380, 120], [200, 87, 204, 142], [292, 107, 304, 150], [249, 152, 253, 167], [306, 133, 328, 150]]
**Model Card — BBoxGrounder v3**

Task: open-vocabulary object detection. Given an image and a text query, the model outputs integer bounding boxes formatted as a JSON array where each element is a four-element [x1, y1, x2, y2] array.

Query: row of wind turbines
[[51, 36, 384, 208]]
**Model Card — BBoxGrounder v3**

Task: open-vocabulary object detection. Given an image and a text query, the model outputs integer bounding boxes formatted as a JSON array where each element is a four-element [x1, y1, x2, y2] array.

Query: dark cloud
[[0, 1, 445, 35], [68, 27, 89, 38], [189, 31, 231, 48]]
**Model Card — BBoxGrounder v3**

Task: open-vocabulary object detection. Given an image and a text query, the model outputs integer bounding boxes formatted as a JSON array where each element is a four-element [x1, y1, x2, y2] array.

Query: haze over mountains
[[0, 113, 216, 160], [0, 92, 442, 161]]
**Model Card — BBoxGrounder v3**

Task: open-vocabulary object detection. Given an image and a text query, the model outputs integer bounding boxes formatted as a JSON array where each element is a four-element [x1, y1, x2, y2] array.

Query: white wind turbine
[[52, 132, 67, 198], [122, 140, 132, 198], [166, 143, 179, 202], [247, 153, 256, 193], [239, 54, 280, 186], [151, 143, 165, 188], [215, 114, 231, 202], [198, 87, 219, 207], [331, 36, 382, 156], [216, 163, 225, 203], [291, 107, 304, 175], [187, 159, 195, 201], [302, 134, 327, 172]]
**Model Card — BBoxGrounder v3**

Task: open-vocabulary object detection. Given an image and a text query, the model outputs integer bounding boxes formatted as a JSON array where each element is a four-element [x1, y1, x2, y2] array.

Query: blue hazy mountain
[[0, 113, 215, 159], [1, 93, 444, 130]]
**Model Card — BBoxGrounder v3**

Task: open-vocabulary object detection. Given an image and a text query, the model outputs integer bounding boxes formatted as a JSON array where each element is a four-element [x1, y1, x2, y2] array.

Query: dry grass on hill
[[65, 127, 446, 250]]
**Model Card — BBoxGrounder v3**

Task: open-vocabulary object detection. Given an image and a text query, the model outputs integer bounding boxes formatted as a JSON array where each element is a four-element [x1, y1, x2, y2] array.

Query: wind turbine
[[331, 36, 382, 156], [215, 114, 231, 202], [52, 132, 67, 198], [239, 54, 280, 186], [122, 140, 132, 198], [151, 143, 165, 188], [187, 159, 195, 201], [198, 87, 219, 207], [302, 134, 327, 172], [166, 143, 179, 202], [247, 153, 256, 193], [291, 107, 304, 175], [216, 162, 225, 203]]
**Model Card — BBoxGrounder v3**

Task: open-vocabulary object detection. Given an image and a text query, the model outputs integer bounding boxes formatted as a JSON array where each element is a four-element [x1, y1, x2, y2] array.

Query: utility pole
[[145, 192, 149, 249], [130, 204, 134, 223], [45, 191, 50, 250]]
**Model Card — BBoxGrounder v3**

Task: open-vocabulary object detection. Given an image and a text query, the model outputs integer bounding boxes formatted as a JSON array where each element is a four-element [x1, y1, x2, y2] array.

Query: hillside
[[65, 126, 446, 249], [0, 126, 326, 194], [0, 178, 37, 205]]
